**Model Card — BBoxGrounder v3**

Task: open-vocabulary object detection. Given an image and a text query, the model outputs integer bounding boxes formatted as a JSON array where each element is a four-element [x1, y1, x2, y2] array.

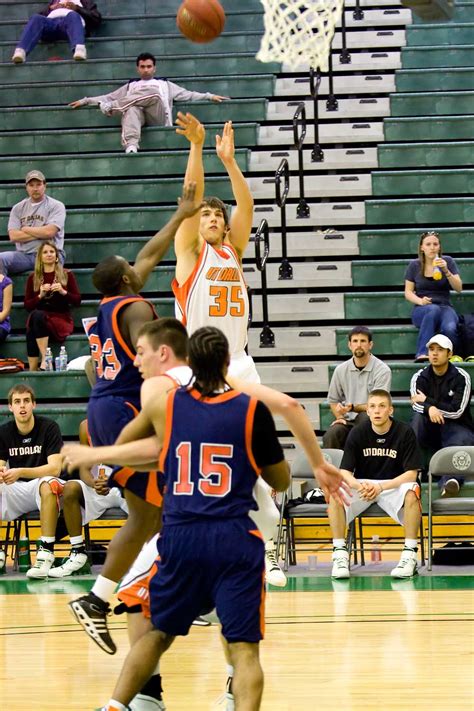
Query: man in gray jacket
[[69, 52, 228, 153]]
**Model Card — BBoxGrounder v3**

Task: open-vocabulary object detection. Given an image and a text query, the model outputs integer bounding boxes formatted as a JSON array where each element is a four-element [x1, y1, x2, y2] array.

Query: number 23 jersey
[[172, 242, 249, 356]]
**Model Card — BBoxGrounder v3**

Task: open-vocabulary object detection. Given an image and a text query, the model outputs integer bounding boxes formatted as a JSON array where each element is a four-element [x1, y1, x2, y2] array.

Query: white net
[[256, 0, 345, 72]]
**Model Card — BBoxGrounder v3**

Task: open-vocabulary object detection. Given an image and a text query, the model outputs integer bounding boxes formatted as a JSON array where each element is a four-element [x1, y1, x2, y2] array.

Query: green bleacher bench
[[383, 116, 474, 143], [0, 99, 268, 131], [365, 196, 474, 225], [336, 325, 418, 357], [2, 334, 89, 361], [358, 228, 473, 257], [0, 404, 86, 436], [344, 291, 474, 321], [328, 362, 474, 393], [378, 141, 474, 168], [396, 68, 474, 93], [352, 258, 474, 288], [390, 91, 474, 117], [401, 45, 474, 69], [0, 123, 259, 156], [406, 22, 474, 46], [372, 169, 474, 197], [0, 371, 90, 400]]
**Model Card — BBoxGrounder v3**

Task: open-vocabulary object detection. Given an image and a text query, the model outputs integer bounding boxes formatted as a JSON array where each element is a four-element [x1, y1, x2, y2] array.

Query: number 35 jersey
[[84, 295, 156, 400], [172, 242, 249, 357]]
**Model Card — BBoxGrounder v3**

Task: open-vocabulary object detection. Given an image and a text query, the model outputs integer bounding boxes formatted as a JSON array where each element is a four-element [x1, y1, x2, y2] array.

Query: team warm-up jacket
[[410, 363, 473, 429]]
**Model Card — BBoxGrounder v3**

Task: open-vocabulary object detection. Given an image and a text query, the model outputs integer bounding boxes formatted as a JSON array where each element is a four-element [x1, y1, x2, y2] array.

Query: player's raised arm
[[174, 112, 206, 283], [133, 182, 202, 286], [216, 120, 254, 260]]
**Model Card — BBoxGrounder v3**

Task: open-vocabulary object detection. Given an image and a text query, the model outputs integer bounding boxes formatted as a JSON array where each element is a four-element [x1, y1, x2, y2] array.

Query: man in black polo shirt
[[0, 384, 63, 577], [329, 389, 422, 579]]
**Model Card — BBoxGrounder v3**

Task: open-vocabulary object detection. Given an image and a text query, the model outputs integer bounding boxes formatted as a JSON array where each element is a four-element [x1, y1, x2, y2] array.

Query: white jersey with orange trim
[[172, 241, 250, 357]]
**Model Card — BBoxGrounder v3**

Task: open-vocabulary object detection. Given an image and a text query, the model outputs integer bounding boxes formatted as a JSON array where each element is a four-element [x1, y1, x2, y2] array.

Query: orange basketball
[[177, 0, 226, 44]]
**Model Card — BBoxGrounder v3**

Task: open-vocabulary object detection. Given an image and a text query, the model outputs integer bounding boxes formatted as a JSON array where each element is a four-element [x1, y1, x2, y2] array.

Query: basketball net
[[256, 0, 345, 72]]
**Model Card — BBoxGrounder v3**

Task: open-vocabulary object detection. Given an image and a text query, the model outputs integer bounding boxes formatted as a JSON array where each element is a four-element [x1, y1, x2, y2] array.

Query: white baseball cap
[[426, 334, 453, 351]]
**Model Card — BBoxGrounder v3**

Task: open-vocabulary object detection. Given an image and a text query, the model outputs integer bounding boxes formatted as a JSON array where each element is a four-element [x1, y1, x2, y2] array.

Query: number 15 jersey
[[172, 242, 249, 357]]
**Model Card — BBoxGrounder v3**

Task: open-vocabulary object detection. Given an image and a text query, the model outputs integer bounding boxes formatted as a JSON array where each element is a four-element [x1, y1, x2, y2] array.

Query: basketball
[[176, 0, 226, 44]]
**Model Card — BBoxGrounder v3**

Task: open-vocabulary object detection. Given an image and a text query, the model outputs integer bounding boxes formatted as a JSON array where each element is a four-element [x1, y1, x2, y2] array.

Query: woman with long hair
[[24, 241, 81, 370], [404, 231, 462, 362]]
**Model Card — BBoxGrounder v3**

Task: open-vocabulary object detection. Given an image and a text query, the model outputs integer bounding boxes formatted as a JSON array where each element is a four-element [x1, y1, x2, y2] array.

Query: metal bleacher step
[[249, 230, 360, 258], [401, 44, 474, 69], [250, 147, 378, 172], [383, 116, 474, 142], [244, 261, 352, 290], [257, 122, 385, 146], [282, 50, 402, 75], [267, 97, 391, 122], [247, 173, 372, 200], [248, 326, 337, 358], [257, 362, 330, 393], [252, 201, 366, 228], [357, 227, 473, 256], [250, 293, 345, 323], [275, 73, 396, 97]]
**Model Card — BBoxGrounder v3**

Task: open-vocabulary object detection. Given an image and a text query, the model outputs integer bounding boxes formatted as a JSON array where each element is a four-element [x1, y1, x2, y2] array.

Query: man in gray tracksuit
[[69, 51, 228, 152]]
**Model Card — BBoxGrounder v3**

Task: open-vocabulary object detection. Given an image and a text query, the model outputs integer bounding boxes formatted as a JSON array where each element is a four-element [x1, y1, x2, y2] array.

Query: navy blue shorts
[[149, 518, 265, 643]]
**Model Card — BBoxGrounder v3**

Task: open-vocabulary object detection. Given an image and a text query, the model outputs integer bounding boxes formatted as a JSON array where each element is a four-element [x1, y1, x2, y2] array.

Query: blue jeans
[[17, 13, 85, 55], [411, 412, 470, 489], [0, 249, 65, 276], [412, 304, 459, 358]]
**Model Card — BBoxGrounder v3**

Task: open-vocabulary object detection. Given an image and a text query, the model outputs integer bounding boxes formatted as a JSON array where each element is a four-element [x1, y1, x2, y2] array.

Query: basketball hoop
[[256, 0, 345, 72]]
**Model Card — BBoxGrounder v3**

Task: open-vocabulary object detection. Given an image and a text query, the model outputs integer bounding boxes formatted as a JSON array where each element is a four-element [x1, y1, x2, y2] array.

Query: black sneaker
[[68, 593, 117, 654], [192, 615, 211, 627]]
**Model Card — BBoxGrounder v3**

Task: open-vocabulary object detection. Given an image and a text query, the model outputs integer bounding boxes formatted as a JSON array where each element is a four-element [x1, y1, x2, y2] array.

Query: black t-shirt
[[0, 415, 63, 481], [252, 400, 284, 467], [341, 418, 421, 480]]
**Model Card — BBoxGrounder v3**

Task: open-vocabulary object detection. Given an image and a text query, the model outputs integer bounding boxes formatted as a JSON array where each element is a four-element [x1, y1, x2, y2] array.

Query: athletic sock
[[39, 537, 55, 552], [333, 539, 346, 549], [92, 575, 117, 603], [226, 664, 234, 678], [70, 535, 84, 547], [404, 539, 418, 551], [105, 700, 127, 711], [139, 673, 163, 699]]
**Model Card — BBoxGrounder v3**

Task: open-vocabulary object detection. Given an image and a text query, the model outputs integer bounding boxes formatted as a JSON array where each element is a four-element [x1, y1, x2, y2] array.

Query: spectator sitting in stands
[[410, 334, 474, 497], [24, 242, 81, 371], [0, 384, 64, 578], [11, 0, 101, 64], [404, 231, 462, 363], [329, 389, 422, 580], [4, 170, 66, 277], [0, 275, 13, 345], [69, 52, 228, 153], [49, 419, 127, 578], [322, 326, 392, 450]]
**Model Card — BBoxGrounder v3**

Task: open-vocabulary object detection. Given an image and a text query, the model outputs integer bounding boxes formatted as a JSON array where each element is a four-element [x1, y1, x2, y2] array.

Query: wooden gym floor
[[1, 573, 473, 710]]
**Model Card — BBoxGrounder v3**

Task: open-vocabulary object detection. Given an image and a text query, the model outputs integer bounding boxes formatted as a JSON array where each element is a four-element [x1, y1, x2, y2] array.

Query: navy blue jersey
[[85, 295, 155, 400], [159, 387, 262, 524]]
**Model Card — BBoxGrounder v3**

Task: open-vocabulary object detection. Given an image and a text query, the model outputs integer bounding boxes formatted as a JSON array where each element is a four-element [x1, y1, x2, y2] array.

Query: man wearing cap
[[410, 333, 474, 496], [3, 171, 66, 276]]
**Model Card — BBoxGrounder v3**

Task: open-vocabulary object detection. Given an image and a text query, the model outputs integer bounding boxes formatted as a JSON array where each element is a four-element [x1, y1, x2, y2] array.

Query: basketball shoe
[[264, 542, 287, 587], [130, 674, 166, 710], [26, 546, 55, 579], [69, 592, 116, 654], [331, 547, 350, 579], [390, 548, 418, 579], [48, 549, 90, 577], [213, 676, 234, 710]]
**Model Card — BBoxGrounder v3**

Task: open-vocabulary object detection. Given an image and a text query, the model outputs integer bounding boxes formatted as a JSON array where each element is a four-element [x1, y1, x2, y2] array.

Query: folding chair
[[427, 446, 474, 570]]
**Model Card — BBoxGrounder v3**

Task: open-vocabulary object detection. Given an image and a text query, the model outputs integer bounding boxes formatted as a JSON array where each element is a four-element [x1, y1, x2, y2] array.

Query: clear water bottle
[[371, 534, 382, 564], [59, 345, 68, 371], [54, 355, 61, 371], [44, 347, 53, 371]]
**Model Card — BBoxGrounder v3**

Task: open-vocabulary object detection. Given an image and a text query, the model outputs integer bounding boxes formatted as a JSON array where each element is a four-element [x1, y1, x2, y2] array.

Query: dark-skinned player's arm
[[261, 460, 291, 493], [133, 182, 202, 287]]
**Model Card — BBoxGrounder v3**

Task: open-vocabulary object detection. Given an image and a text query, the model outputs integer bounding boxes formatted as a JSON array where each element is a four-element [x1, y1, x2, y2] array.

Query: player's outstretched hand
[[62, 443, 98, 472], [315, 461, 352, 506], [176, 111, 205, 145], [216, 120, 235, 164], [176, 182, 203, 219]]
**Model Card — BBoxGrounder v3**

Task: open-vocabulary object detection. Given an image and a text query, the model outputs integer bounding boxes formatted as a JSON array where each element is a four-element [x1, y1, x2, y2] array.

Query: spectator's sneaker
[[331, 547, 350, 579], [69, 593, 117, 654], [48, 550, 91, 577], [125, 145, 138, 154], [12, 48, 26, 63], [26, 547, 55, 579], [264, 543, 287, 587], [73, 44, 87, 61], [441, 478, 460, 497], [390, 548, 418, 579], [130, 693, 166, 710], [465, 355, 474, 363], [0, 548, 6, 575]]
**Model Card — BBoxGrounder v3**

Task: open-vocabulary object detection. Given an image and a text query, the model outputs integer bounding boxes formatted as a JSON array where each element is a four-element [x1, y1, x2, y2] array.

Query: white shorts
[[249, 477, 280, 541], [0, 477, 64, 521], [228, 351, 260, 383], [343, 481, 420, 526], [75, 479, 128, 525], [117, 532, 160, 616]]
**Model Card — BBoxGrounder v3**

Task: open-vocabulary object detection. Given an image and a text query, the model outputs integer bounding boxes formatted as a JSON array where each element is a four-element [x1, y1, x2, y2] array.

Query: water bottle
[[433, 254, 443, 281], [371, 534, 382, 564], [18, 536, 31, 572], [59, 345, 68, 372], [54, 356, 61, 371], [44, 347, 53, 372]]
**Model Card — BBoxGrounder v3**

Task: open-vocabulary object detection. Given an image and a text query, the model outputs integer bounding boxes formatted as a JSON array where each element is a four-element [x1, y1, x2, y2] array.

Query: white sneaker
[[125, 144, 138, 154], [12, 48, 26, 63], [73, 44, 87, 61], [0, 548, 6, 574], [26, 547, 55, 579], [48, 550, 90, 577], [130, 693, 166, 710], [331, 548, 350, 579], [264, 543, 287, 587], [390, 548, 418, 579]]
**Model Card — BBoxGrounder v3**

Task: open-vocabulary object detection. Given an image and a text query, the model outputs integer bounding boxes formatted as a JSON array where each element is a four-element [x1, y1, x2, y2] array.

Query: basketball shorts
[[0, 477, 65, 521], [117, 533, 160, 617], [74, 479, 128, 525], [228, 351, 260, 384], [343, 481, 421, 525], [149, 518, 265, 643]]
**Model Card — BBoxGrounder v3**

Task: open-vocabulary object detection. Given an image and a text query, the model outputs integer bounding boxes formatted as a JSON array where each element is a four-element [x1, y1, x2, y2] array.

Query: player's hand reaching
[[315, 461, 352, 506], [216, 121, 235, 165], [176, 182, 203, 220], [176, 112, 205, 145], [62, 443, 98, 472]]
